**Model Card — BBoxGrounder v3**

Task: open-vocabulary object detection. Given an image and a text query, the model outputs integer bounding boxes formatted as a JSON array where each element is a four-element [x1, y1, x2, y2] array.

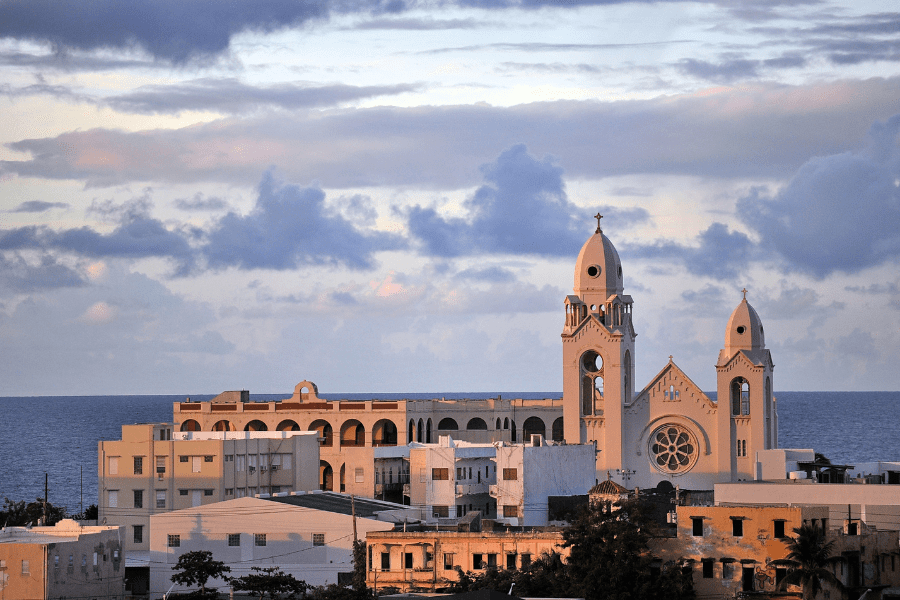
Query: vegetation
[[0, 497, 68, 526], [171, 550, 231, 598], [774, 523, 844, 600], [230, 566, 309, 599], [450, 498, 695, 600]]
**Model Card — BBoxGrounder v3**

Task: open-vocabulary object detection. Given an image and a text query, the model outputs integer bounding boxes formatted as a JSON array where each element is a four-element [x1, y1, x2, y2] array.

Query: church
[[168, 216, 778, 496], [562, 215, 777, 490]]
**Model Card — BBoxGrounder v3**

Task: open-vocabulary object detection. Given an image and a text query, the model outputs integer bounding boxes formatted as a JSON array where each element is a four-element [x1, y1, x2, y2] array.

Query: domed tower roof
[[574, 213, 624, 305], [724, 289, 765, 355]]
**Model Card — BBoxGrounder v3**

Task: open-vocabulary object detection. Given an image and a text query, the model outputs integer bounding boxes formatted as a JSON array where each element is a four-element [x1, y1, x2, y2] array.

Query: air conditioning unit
[[261, 466, 268, 471], [249, 466, 256, 473], [271, 465, 278, 472]]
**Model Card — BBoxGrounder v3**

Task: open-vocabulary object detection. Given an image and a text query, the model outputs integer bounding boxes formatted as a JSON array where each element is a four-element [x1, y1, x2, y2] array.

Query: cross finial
[[741, 288, 748, 301], [594, 212, 603, 233], [668, 355, 673, 362]]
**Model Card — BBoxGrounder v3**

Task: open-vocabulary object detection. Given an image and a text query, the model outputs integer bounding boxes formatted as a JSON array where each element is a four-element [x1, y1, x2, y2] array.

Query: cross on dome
[[742, 288, 748, 301], [594, 212, 603, 233]]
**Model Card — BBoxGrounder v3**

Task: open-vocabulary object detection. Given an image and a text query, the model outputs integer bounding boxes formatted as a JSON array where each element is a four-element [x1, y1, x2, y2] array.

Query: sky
[[0, 0, 898, 396]]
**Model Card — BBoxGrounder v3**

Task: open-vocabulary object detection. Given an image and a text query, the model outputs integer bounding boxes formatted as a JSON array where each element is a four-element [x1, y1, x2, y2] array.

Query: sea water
[[0, 391, 897, 513]]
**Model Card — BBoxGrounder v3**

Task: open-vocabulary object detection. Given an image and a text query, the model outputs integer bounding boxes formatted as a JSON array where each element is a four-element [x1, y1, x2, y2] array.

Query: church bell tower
[[562, 215, 636, 478]]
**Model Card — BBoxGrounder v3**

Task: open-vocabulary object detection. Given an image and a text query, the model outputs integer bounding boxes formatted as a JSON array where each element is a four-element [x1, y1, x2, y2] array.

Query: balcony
[[456, 483, 489, 496]]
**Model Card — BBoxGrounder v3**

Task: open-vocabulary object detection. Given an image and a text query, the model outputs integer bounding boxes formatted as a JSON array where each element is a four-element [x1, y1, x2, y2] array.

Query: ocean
[[1, 391, 897, 514]]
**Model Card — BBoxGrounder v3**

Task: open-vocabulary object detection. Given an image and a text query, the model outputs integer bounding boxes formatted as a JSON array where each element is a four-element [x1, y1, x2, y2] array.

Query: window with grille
[[432, 468, 449, 480], [313, 533, 325, 546], [133, 489, 143, 509], [133, 525, 143, 544], [228, 534, 240, 547], [156, 490, 166, 508], [167, 535, 180, 548], [502, 468, 517, 481], [133, 456, 143, 475], [503, 505, 518, 518], [444, 553, 454, 570], [255, 533, 266, 546]]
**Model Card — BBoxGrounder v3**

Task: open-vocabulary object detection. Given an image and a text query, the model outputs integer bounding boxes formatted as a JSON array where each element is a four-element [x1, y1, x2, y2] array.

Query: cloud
[[174, 193, 229, 212], [677, 53, 806, 82], [0, 253, 86, 295], [10, 200, 69, 213], [5, 78, 900, 188], [406, 145, 590, 258], [738, 114, 900, 277], [454, 265, 516, 283], [624, 223, 754, 280], [105, 79, 422, 115], [201, 171, 406, 271]]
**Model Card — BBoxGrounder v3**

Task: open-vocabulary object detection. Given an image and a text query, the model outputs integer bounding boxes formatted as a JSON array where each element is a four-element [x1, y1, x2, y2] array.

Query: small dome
[[724, 295, 765, 355], [590, 478, 629, 495], [574, 230, 623, 304]]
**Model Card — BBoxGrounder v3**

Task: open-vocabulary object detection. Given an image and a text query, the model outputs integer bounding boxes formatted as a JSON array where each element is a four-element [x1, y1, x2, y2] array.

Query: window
[[204, 489, 214, 496], [457, 467, 464, 480], [473, 554, 484, 569], [133, 525, 143, 544], [432, 468, 449, 480], [225, 488, 233, 496], [21, 560, 29, 575], [225, 455, 233, 462], [503, 468, 518, 481], [54, 555, 59, 569], [774, 520, 786, 538], [444, 553, 455, 570], [381, 552, 390, 570], [313, 533, 325, 547], [702, 559, 714, 578], [433, 505, 449, 518], [405, 553, 413, 569], [254, 533, 266, 546], [355, 468, 364, 483], [156, 456, 166, 474], [692, 517, 703, 536], [521, 554, 531, 568], [204, 455, 213, 462], [167, 534, 180, 548], [179, 489, 188, 496], [723, 561, 734, 579], [109, 456, 119, 475], [192, 456, 202, 473], [108, 490, 118, 508], [180, 455, 189, 463], [67, 554, 74, 574], [848, 522, 858, 535], [503, 505, 518, 518], [506, 553, 517, 569], [134, 456, 143, 475], [156, 490, 166, 508], [732, 518, 743, 537], [133, 489, 143, 509], [487, 554, 497, 568], [228, 534, 240, 547]]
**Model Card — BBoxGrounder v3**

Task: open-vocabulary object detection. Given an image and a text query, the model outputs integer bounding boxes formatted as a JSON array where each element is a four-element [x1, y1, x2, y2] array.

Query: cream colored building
[[365, 528, 566, 593], [150, 494, 419, 598], [97, 422, 319, 565], [0, 519, 124, 600]]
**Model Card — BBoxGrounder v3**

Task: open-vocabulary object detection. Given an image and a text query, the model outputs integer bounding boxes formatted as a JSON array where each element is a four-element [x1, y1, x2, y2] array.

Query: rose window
[[649, 424, 698, 474]]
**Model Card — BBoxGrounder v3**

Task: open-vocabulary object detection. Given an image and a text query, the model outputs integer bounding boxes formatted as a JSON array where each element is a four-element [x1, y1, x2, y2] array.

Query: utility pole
[[43, 473, 48, 525], [351, 495, 358, 542]]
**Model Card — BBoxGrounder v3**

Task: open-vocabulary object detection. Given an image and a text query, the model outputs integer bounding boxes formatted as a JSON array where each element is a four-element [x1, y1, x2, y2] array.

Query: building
[[149, 493, 421, 599], [0, 519, 124, 600], [366, 527, 567, 593], [97, 421, 320, 594]]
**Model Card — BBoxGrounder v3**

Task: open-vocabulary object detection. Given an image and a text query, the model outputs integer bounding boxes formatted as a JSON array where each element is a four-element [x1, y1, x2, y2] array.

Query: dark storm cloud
[[0, 253, 85, 295], [10, 200, 69, 213], [0, 50, 156, 71], [106, 79, 422, 115], [201, 172, 406, 271], [738, 114, 900, 278], [6, 77, 899, 189], [406, 145, 650, 258], [624, 223, 754, 280]]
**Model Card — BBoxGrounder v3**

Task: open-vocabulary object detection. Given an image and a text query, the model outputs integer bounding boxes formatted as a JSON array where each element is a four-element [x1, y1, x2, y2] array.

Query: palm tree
[[773, 523, 843, 600]]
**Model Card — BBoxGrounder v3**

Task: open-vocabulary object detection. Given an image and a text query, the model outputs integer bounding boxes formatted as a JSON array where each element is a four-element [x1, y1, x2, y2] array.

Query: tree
[[231, 566, 309, 600], [1, 497, 67, 526], [774, 523, 844, 600], [171, 550, 231, 598]]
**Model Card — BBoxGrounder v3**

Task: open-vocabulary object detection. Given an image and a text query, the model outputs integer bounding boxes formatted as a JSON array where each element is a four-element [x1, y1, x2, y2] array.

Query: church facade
[[562, 217, 777, 489]]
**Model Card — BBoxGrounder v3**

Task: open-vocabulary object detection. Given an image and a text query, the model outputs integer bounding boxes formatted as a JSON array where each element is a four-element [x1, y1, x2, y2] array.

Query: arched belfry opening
[[730, 378, 750, 416], [580, 349, 604, 416]]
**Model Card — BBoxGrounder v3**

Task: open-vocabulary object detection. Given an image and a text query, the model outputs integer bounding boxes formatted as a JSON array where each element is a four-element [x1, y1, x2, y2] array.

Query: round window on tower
[[581, 350, 603, 374], [736, 326, 746, 334], [587, 264, 602, 278], [648, 424, 699, 475]]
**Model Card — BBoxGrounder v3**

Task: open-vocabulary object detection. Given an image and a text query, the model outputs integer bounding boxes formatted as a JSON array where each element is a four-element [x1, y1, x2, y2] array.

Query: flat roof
[[265, 492, 409, 518]]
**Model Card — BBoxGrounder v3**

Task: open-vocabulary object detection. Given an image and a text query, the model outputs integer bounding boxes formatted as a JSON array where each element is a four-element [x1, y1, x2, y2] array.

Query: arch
[[180, 419, 201, 432], [309, 419, 333, 446], [503, 418, 509, 429], [212, 420, 234, 432], [510, 420, 517, 442], [437, 418, 458, 431], [730, 377, 749, 416], [417, 419, 423, 443], [467, 417, 487, 430], [581, 349, 604, 416], [624, 350, 632, 399], [373, 419, 398, 446], [426, 418, 433, 443], [765, 377, 772, 447], [635, 414, 713, 458], [320, 461, 333, 491], [341, 419, 365, 447], [551, 417, 564, 441], [522, 416, 546, 441], [496, 418, 502, 430], [276, 419, 300, 431], [339, 464, 346, 493], [244, 420, 268, 432], [408, 420, 415, 443]]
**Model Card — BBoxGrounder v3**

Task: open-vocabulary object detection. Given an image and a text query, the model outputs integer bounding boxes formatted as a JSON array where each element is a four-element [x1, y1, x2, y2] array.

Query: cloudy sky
[[1, 0, 898, 396]]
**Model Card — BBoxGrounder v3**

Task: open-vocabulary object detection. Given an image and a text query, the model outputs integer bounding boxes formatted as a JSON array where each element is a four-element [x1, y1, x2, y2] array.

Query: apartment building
[[366, 527, 566, 593], [0, 519, 124, 600], [97, 423, 319, 566]]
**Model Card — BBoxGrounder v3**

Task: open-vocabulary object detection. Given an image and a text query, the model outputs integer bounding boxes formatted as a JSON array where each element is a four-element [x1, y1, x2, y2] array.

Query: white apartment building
[[97, 422, 319, 595]]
